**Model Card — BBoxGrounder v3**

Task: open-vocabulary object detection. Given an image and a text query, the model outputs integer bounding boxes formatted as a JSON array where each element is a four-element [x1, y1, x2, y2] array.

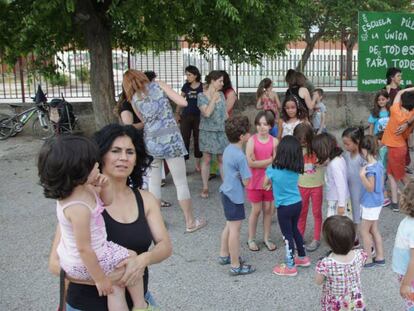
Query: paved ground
[[0, 131, 408, 310]]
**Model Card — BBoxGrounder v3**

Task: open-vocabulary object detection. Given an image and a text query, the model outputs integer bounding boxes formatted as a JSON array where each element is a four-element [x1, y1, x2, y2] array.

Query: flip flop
[[160, 200, 172, 208], [263, 240, 277, 251], [185, 218, 207, 233], [247, 239, 260, 251]]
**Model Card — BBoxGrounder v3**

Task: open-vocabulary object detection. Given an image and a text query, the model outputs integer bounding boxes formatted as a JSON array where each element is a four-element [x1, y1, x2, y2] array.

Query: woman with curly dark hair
[[47, 124, 172, 310]]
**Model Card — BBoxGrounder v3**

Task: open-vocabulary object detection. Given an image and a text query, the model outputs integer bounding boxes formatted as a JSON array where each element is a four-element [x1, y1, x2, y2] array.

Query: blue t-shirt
[[219, 144, 251, 204], [360, 162, 384, 207], [265, 166, 301, 207], [181, 82, 203, 116], [269, 126, 278, 138], [368, 110, 390, 135], [393, 217, 414, 275]]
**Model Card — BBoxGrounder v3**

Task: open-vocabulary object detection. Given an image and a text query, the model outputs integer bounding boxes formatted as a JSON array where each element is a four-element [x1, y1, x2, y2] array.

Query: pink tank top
[[261, 96, 277, 113], [56, 192, 107, 267], [247, 134, 274, 190]]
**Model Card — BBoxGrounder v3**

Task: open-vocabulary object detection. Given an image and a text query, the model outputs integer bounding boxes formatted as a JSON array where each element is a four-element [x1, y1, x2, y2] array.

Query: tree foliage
[[0, 0, 305, 127], [295, 0, 412, 77]]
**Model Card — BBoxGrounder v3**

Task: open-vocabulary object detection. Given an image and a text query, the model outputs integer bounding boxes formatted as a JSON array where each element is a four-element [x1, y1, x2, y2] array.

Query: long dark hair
[[280, 95, 307, 122], [221, 70, 233, 93], [312, 133, 343, 164], [272, 135, 304, 174], [293, 123, 314, 156], [185, 65, 201, 82], [93, 124, 153, 188], [342, 127, 364, 145], [38, 135, 100, 199], [256, 78, 272, 100], [372, 89, 390, 118]]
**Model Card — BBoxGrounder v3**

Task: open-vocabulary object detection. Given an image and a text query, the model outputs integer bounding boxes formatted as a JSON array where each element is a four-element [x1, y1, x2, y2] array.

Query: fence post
[[235, 64, 239, 97], [340, 29, 344, 93], [127, 50, 131, 70], [18, 56, 25, 103]]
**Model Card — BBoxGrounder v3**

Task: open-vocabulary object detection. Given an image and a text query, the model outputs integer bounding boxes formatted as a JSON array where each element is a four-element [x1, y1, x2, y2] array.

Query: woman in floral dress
[[123, 69, 206, 233]]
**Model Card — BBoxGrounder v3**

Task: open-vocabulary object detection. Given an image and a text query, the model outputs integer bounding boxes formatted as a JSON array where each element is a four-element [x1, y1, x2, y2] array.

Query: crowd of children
[[217, 70, 414, 310], [42, 66, 414, 310]]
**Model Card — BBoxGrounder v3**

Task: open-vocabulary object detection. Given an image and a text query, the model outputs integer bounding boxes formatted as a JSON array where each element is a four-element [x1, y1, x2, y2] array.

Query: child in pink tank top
[[38, 136, 152, 311], [245, 111, 279, 251]]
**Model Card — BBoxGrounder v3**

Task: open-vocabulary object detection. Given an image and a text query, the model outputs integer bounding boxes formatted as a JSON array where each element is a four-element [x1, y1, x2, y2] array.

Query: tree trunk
[[75, 1, 116, 130], [295, 30, 324, 72], [344, 33, 357, 81]]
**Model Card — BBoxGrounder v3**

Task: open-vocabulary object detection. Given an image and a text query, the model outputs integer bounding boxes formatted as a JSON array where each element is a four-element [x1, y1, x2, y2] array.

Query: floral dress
[[316, 249, 367, 311], [197, 92, 228, 154], [132, 82, 187, 159]]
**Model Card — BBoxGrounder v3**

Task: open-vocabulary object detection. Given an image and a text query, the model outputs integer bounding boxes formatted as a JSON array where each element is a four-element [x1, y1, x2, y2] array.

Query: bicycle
[[0, 86, 79, 140], [0, 89, 53, 140]]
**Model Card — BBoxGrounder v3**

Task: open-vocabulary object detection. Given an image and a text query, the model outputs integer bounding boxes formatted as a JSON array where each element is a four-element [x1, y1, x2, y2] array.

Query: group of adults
[[47, 65, 320, 310]]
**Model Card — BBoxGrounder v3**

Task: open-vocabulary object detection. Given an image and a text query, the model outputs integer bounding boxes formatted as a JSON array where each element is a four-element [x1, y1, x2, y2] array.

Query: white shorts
[[361, 205, 382, 221]]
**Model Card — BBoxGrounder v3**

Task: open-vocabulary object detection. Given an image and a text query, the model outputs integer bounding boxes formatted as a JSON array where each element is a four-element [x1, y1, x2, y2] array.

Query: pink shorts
[[61, 241, 130, 280], [246, 189, 274, 203]]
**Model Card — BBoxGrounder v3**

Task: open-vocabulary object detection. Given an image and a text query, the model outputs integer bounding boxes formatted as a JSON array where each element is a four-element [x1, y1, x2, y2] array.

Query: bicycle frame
[[16, 106, 38, 125]]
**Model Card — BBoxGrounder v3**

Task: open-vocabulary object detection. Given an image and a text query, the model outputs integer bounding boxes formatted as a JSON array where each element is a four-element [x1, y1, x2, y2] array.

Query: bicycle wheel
[[32, 116, 55, 140], [0, 117, 17, 140]]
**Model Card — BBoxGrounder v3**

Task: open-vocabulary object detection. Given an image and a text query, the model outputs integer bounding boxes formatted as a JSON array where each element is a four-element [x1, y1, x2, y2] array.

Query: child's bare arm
[[66, 205, 113, 296], [315, 273, 325, 285], [263, 175, 271, 191], [359, 167, 375, 192], [242, 178, 250, 187], [246, 137, 272, 168], [401, 248, 414, 299], [368, 124, 374, 136], [93, 174, 113, 206]]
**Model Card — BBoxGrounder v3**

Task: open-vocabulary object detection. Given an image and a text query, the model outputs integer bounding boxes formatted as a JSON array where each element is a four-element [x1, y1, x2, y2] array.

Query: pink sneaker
[[272, 264, 297, 276], [295, 256, 311, 267], [383, 198, 391, 207]]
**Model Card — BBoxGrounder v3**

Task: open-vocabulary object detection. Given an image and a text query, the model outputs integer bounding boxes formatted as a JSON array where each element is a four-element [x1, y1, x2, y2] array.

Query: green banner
[[358, 11, 414, 92]]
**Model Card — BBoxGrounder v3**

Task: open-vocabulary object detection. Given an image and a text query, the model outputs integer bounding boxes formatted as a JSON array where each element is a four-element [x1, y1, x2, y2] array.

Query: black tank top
[[66, 188, 153, 310], [285, 86, 309, 116]]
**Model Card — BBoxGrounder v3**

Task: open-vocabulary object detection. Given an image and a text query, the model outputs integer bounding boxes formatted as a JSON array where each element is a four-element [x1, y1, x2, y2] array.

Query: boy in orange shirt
[[382, 87, 414, 211]]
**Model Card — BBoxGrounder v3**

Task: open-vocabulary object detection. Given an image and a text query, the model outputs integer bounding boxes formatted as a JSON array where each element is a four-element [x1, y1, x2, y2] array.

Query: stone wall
[[234, 92, 376, 131], [0, 91, 378, 137]]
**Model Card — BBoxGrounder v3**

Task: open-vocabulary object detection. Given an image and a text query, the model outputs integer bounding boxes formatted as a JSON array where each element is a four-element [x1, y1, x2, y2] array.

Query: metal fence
[[0, 38, 357, 102]]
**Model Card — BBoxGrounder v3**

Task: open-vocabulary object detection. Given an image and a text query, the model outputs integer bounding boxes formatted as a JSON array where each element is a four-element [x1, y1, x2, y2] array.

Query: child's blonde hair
[[400, 180, 414, 217]]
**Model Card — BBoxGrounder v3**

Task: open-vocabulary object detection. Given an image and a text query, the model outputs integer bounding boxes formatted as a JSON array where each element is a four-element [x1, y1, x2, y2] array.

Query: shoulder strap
[[132, 188, 145, 218]]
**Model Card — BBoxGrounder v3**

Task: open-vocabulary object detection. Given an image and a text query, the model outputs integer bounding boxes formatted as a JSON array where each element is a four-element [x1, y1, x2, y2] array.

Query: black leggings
[[277, 201, 306, 264], [180, 114, 202, 160]]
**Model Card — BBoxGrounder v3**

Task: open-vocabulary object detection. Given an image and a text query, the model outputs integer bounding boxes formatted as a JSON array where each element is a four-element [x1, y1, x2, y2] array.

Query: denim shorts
[[221, 192, 245, 221]]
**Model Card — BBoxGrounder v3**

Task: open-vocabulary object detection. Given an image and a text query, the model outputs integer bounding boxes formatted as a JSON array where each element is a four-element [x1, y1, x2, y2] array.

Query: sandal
[[247, 239, 260, 251], [160, 200, 171, 208], [218, 255, 244, 265], [185, 218, 207, 233], [263, 239, 277, 251], [200, 189, 209, 199], [229, 263, 256, 276]]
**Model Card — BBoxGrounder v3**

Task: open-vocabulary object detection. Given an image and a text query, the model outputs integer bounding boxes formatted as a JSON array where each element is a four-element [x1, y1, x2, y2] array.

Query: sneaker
[[353, 239, 361, 249], [371, 247, 376, 258], [391, 203, 400, 212], [383, 198, 391, 207], [406, 167, 413, 174], [295, 256, 311, 267], [273, 264, 298, 276], [373, 258, 386, 267], [306, 240, 321, 252], [229, 264, 256, 276], [363, 262, 376, 269]]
